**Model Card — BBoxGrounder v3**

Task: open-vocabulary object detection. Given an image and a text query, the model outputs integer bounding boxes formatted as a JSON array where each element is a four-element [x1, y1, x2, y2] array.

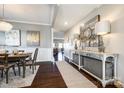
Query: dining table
[[0, 52, 32, 78]]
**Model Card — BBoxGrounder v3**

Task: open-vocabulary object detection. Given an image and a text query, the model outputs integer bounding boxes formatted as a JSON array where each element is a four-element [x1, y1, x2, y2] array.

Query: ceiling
[[54, 4, 101, 32], [0, 4, 53, 25], [0, 4, 101, 32]]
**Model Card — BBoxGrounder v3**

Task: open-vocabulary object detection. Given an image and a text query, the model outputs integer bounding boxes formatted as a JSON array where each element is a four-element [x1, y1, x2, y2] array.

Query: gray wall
[[54, 39, 64, 43], [0, 32, 5, 46], [54, 31, 64, 38], [0, 22, 52, 48]]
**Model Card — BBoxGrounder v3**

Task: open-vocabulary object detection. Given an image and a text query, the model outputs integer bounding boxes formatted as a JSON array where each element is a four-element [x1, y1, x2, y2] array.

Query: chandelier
[[0, 4, 13, 32]]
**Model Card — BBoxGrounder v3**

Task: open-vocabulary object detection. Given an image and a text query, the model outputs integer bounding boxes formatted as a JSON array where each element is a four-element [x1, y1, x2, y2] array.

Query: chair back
[[0, 53, 9, 66], [32, 48, 38, 63], [18, 50, 25, 54]]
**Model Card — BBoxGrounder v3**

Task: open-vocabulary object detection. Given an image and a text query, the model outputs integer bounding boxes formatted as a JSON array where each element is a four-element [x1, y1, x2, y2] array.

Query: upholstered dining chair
[[25, 48, 38, 74], [0, 54, 16, 84]]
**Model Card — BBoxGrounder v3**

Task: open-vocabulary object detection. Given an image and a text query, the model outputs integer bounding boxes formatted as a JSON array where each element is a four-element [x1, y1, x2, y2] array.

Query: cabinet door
[[73, 54, 79, 65], [73, 54, 84, 66], [83, 56, 113, 79]]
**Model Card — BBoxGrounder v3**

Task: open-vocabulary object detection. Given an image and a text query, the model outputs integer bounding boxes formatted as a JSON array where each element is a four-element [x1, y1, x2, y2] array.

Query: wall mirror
[[80, 15, 100, 50]]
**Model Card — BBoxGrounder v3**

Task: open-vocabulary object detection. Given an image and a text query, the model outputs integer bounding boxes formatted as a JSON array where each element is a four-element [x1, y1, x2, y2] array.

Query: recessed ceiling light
[[64, 22, 68, 25]]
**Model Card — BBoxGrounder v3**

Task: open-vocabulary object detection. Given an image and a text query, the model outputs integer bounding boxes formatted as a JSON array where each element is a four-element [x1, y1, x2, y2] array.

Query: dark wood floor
[[24, 62, 67, 88], [24, 61, 116, 88]]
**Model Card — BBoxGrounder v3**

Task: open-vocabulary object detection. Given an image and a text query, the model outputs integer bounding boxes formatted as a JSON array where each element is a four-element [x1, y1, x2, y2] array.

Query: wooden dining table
[[0, 52, 32, 78]]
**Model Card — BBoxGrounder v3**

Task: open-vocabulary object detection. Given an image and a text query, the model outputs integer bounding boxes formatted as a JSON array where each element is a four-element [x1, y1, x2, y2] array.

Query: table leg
[[5, 68, 9, 84], [32, 64, 34, 74], [22, 61, 26, 78], [78, 53, 81, 70], [102, 82, 106, 88], [102, 56, 106, 88], [17, 63, 21, 76], [1, 69, 3, 78], [114, 56, 117, 80]]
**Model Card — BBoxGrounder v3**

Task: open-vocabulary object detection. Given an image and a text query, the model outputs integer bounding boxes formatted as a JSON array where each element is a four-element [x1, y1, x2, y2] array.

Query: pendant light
[[0, 4, 13, 32]]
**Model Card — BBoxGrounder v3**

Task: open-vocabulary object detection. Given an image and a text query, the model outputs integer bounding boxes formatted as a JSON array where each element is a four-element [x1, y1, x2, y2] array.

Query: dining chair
[[0, 54, 16, 84], [25, 48, 38, 74]]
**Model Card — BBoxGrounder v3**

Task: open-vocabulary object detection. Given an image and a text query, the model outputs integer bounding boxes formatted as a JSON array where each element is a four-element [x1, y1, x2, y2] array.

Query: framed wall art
[[5, 30, 21, 46], [27, 31, 40, 46]]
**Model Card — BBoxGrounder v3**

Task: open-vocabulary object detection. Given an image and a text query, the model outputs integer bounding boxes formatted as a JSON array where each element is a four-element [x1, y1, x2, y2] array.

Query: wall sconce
[[95, 21, 111, 52]]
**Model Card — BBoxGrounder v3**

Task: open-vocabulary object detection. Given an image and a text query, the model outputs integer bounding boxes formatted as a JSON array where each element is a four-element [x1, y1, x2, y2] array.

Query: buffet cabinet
[[70, 50, 118, 87]]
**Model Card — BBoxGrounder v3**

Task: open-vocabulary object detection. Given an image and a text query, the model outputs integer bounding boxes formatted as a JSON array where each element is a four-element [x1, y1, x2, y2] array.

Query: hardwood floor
[[24, 62, 67, 88], [24, 61, 116, 88]]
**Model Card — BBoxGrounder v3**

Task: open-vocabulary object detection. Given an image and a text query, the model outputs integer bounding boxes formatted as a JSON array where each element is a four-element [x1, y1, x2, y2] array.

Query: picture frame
[[5, 30, 21, 46], [26, 31, 40, 46]]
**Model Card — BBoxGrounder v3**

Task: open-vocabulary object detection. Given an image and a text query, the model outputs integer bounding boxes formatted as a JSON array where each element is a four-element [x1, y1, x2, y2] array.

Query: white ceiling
[[0, 4, 53, 25], [54, 4, 101, 32], [0, 4, 101, 31]]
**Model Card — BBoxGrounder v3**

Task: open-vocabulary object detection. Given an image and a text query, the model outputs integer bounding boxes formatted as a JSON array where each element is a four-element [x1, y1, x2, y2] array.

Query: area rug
[[56, 61, 97, 88], [0, 66, 39, 88]]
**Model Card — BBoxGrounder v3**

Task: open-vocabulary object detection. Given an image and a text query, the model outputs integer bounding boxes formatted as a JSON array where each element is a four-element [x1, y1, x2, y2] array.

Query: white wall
[[54, 31, 64, 38], [0, 22, 53, 61], [10, 22, 52, 48], [64, 5, 124, 84]]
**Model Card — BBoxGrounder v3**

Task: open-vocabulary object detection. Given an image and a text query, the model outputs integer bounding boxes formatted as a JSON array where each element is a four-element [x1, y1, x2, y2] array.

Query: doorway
[[53, 40, 64, 61]]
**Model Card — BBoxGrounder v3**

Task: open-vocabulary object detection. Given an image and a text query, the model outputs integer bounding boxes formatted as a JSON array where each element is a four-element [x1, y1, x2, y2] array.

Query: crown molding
[[2, 19, 51, 26], [50, 5, 59, 27]]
